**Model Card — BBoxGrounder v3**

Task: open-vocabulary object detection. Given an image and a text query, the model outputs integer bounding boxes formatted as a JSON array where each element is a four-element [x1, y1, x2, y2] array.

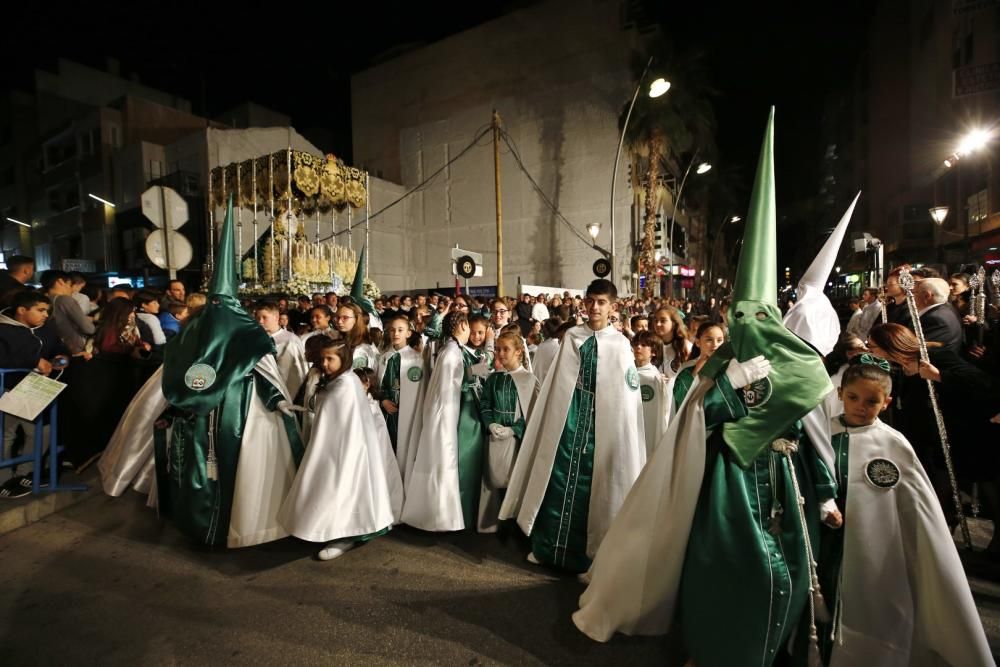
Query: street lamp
[[5, 217, 30, 228], [929, 206, 949, 225], [667, 154, 712, 297], [611, 56, 669, 290], [587, 222, 601, 240], [708, 214, 740, 293], [88, 193, 117, 272]]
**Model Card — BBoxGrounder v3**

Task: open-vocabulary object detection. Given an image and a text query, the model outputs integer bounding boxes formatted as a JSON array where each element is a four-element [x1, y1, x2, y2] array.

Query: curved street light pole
[[610, 56, 654, 291], [667, 151, 700, 298]]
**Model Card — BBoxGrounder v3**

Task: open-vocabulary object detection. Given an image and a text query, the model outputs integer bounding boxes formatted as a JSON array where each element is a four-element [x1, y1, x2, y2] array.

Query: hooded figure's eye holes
[[755, 311, 768, 320], [735, 312, 745, 319]]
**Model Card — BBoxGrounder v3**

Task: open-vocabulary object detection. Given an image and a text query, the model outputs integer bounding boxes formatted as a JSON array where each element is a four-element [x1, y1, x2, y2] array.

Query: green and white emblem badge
[[743, 377, 772, 408], [352, 357, 367, 369], [184, 363, 217, 392], [407, 367, 423, 382], [865, 458, 900, 489], [640, 384, 654, 402], [626, 366, 639, 391]]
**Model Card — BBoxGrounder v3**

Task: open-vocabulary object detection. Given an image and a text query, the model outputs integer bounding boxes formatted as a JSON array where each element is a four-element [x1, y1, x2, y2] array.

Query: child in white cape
[[279, 337, 403, 561], [807, 355, 992, 666]]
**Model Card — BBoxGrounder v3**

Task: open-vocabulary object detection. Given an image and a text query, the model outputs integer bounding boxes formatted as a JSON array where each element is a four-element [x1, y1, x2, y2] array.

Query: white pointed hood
[[783, 191, 860, 356]]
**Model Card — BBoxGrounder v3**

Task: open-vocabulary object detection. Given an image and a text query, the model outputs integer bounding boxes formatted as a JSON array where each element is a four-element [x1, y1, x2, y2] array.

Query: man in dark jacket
[[915, 277, 963, 354], [0, 290, 69, 496], [0, 255, 34, 310]]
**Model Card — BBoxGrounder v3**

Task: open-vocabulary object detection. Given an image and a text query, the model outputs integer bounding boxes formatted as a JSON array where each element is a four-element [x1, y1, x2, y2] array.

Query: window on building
[[968, 189, 988, 230], [109, 124, 122, 149], [964, 31, 974, 64]]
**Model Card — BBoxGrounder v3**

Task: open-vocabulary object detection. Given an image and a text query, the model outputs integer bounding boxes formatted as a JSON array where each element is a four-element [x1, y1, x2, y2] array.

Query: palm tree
[[621, 45, 717, 296]]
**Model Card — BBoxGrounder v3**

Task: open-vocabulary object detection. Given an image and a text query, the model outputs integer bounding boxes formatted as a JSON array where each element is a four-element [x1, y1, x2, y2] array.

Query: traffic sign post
[[451, 246, 483, 294], [141, 186, 190, 279]]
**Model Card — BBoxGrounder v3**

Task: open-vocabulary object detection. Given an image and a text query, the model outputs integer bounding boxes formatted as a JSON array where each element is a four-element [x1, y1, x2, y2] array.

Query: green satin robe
[[815, 426, 849, 664], [530, 336, 597, 573], [676, 376, 837, 667], [479, 371, 526, 438], [380, 351, 402, 450], [456, 347, 485, 529], [154, 371, 303, 547]]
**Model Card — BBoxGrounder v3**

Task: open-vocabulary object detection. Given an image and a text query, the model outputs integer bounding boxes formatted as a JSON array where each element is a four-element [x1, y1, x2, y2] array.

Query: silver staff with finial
[[969, 270, 983, 345], [992, 268, 1000, 315], [899, 267, 972, 549], [976, 266, 987, 334]]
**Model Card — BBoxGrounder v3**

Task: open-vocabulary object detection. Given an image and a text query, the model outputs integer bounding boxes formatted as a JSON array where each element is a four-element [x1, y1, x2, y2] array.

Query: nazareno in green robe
[[674, 374, 837, 667]]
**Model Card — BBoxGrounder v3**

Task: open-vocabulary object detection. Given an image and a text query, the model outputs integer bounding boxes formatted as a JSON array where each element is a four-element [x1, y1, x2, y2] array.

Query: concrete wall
[[351, 0, 645, 294]]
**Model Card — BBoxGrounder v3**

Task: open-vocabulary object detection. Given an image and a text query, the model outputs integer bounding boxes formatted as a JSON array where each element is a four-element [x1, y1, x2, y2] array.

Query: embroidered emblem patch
[[640, 384, 654, 402], [407, 367, 423, 382], [626, 367, 639, 391], [352, 357, 368, 369], [743, 377, 772, 408], [184, 363, 217, 391], [865, 458, 900, 489]]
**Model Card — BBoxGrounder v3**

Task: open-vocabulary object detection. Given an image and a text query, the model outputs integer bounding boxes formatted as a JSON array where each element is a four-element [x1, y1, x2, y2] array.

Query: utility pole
[[493, 110, 504, 298]]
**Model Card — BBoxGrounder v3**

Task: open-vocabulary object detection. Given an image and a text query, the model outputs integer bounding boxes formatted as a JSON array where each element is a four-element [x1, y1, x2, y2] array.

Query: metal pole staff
[[207, 169, 215, 275], [900, 267, 972, 549], [236, 162, 242, 284], [269, 154, 275, 285], [365, 171, 371, 280], [286, 147, 293, 283], [252, 159, 258, 285]]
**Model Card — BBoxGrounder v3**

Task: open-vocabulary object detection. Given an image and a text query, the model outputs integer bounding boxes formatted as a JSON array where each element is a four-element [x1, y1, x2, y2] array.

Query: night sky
[[8, 0, 869, 213]]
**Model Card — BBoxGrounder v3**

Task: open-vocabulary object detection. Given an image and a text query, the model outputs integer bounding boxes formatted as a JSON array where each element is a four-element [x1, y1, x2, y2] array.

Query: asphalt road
[[0, 492, 677, 666], [1, 490, 997, 665]]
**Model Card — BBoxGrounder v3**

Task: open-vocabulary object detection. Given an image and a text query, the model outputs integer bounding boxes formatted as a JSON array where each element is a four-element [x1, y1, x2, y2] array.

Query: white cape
[[400, 340, 468, 531], [271, 328, 309, 399], [500, 324, 646, 557], [532, 338, 559, 386], [379, 346, 429, 483], [278, 372, 402, 542], [636, 363, 670, 458], [478, 366, 539, 534], [98, 366, 167, 496], [226, 354, 300, 548], [572, 376, 711, 640], [829, 418, 993, 667]]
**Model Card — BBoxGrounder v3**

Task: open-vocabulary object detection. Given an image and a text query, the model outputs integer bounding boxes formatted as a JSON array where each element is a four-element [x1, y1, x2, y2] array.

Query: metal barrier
[[0, 368, 87, 495]]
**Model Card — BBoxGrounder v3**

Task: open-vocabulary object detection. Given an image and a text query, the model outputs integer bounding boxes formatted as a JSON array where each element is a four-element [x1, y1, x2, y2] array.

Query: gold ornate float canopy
[[210, 150, 367, 214]]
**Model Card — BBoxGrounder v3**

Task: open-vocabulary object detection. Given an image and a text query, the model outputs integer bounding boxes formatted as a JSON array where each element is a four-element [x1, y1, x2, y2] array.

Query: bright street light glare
[[5, 217, 30, 228], [88, 193, 116, 208], [696, 162, 712, 174], [586, 222, 601, 239], [730, 216, 741, 223], [929, 206, 950, 225], [957, 128, 992, 155], [648, 78, 671, 98]]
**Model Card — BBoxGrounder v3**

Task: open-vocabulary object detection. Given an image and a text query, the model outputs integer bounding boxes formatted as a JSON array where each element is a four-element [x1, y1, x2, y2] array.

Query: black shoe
[[17, 474, 50, 490], [0, 476, 33, 499]]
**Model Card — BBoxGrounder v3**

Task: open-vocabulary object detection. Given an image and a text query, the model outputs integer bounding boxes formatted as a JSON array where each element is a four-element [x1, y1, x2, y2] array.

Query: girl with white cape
[[378, 313, 429, 482], [478, 331, 539, 533], [278, 337, 403, 561], [804, 357, 993, 666], [401, 311, 486, 532]]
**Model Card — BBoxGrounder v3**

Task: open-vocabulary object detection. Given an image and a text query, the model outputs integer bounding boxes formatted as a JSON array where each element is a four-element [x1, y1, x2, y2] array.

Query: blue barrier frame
[[0, 368, 88, 495]]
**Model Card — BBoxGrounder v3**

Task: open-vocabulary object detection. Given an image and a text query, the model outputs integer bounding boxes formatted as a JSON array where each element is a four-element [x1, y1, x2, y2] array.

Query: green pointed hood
[[350, 244, 378, 320], [733, 107, 778, 305], [702, 107, 832, 467], [162, 194, 274, 414], [209, 195, 238, 298]]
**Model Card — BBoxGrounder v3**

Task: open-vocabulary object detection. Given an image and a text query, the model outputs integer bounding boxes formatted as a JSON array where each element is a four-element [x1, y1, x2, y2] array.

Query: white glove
[[489, 423, 514, 439], [277, 400, 306, 418], [725, 355, 771, 388], [471, 361, 491, 379]]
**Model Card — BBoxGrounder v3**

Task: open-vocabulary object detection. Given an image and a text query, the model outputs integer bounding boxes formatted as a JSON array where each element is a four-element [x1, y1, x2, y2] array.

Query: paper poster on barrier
[[0, 373, 67, 422]]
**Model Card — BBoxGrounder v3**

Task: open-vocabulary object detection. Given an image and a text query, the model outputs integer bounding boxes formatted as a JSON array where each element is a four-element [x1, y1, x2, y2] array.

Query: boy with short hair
[[501, 279, 645, 574], [0, 291, 69, 495]]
